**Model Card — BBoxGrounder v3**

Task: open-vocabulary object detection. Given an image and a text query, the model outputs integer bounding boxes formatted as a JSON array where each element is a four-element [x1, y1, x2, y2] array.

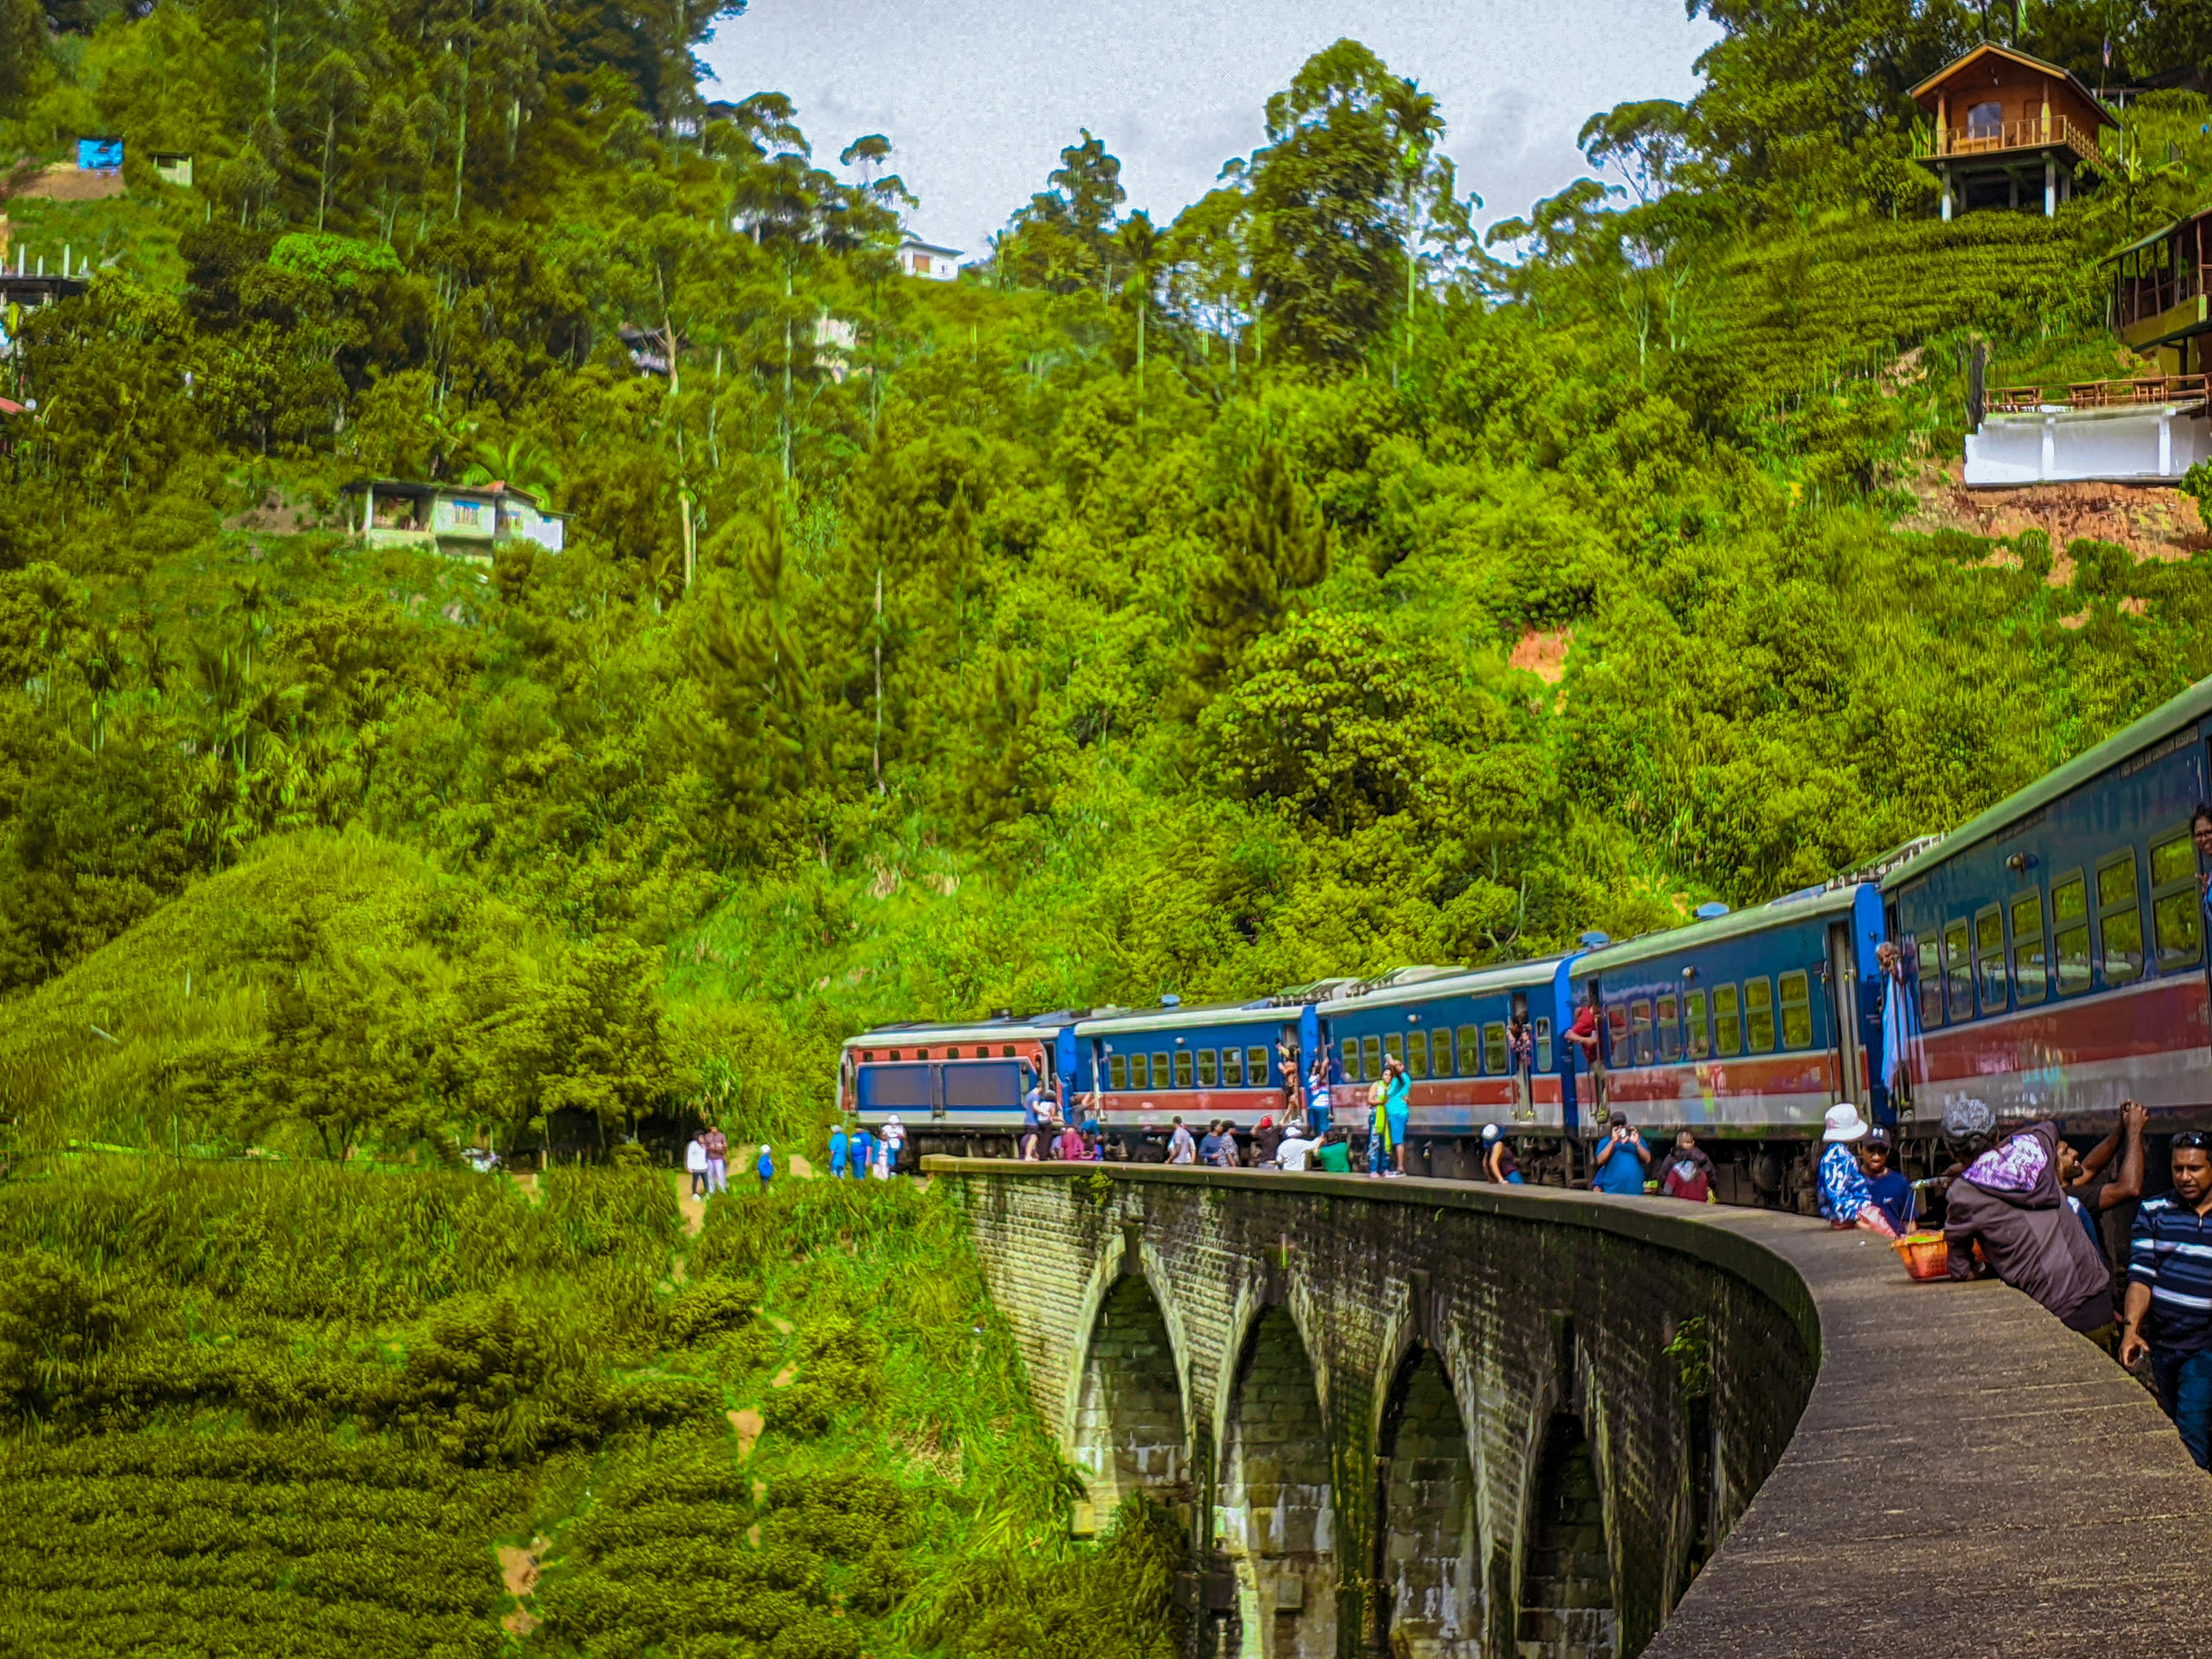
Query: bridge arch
[[1375, 1340, 1481, 1657], [1216, 1302, 1336, 1657], [1069, 1267, 1194, 1525]]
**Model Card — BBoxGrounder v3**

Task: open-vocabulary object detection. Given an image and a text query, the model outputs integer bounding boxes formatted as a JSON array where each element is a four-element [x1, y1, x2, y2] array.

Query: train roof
[[1317, 955, 1570, 1015], [842, 1008, 1113, 1046], [1575, 883, 1864, 974], [1078, 998, 1296, 1036], [1882, 672, 2212, 888]]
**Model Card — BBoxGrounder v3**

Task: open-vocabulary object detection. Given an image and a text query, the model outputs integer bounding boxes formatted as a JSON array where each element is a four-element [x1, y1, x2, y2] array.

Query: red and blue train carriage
[[838, 1011, 1093, 1156], [1883, 678, 2212, 1134], [1080, 997, 1316, 1146]]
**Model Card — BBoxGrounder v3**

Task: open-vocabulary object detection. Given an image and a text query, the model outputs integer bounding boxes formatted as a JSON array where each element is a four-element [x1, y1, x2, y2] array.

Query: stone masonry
[[933, 1163, 1818, 1658]]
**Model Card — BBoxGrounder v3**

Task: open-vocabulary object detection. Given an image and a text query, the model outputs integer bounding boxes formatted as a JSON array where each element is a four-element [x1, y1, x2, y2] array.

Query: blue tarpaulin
[[76, 137, 122, 172]]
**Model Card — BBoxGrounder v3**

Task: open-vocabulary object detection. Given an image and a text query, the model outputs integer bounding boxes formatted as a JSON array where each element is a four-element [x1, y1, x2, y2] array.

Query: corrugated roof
[[1883, 672, 2212, 890], [1575, 886, 1860, 974], [1318, 955, 1568, 1015]]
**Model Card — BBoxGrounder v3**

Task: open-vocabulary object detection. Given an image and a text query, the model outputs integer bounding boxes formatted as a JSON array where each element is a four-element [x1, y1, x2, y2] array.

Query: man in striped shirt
[[2121, 1130, 2212, 1469]]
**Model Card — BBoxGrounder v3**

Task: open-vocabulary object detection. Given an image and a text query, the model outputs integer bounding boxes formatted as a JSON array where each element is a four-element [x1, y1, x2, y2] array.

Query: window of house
[[2099, 851, 2145, 985], [1745, 978, 1775, 1053], [912, 254, 931, 274], [1109, 1055, 1128, 1090], [1779, 971, 1812, 1049], [1430, 1030, 1454, 1078], [1362, 1035, 1383, 1080], [1173, 1050, 1193, 1088], [1966, 99, 2004, 136], [1484, 1022, 1509, 1074], [1247, 1046, 1271, 1085], [2011, 889, 2047, 1005], [1713, 985, 1742, 1057], [1536, 1018, 1553, 1071], [2152, 830, 2203, 973], [1945, 919, 1974, 1022], [1685, 989, 1709, 1059], [1976, 906, 2008, 1014], [1407, 1032, 1429, 1080], [1197, 1048, 1218, 1087], [1916, 931, 1944, 1028], [1657, 993, 1680, 1062], [1151, 1052, 1172, 1090], [1630, 1000, 1655, 1065], [2051, 873, 2091, 995], [1222, 1047, 1245, 1087], [1341, 1038, 1361, 1082], [1457, 1026, 1481, 1075]]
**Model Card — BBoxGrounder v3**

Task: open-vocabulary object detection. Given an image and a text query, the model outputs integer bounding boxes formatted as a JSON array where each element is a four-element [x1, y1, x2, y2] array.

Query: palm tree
[[1116, 212, 1163, 395]]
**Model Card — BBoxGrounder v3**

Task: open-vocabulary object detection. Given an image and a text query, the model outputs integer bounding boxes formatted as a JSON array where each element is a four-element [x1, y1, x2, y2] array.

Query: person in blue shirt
[[2123, 1131, 2212, 1468], [755, 1143, 774, 1191], [828, 1124, 849, 1180], [850, 1127, 874, 1180], [1381, 1058, 1411, 1176], [1860, 1127, 1916, 1235], [1590, 1112, 1650, 1196]]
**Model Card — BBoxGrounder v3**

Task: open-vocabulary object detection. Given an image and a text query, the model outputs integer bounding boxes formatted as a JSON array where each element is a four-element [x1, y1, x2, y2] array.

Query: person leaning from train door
[[1943, 1102, 2114, 1346], [1566, 982, 1607, 1116], [2193, 805, 2212, 929], [1507, 998, 1537, 1123], [2121, 1130, 2212, 1468], [1816, 1104, 1899, 1237]]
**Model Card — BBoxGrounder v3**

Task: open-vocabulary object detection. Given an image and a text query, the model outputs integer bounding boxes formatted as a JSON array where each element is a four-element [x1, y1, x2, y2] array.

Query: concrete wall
[[936, 1164, 1817, 1658], [1965, 406, 2211, 486]]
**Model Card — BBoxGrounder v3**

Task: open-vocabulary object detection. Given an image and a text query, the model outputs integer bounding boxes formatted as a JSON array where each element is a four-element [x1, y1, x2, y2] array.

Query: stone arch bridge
[[928, 1159, 2212, 1659]]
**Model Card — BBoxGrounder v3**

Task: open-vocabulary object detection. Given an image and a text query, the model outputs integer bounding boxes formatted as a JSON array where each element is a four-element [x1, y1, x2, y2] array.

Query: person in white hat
[[1816, 1103, 1898, 1238]]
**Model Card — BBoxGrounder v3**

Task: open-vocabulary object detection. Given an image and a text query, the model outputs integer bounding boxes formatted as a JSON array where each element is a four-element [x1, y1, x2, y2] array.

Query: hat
[[1259, 1115, 1274, 1129], [1607, 1110, 1628, 1127], [1865, 1126, 1892, 1148], [886, 1115, 901, 1127], [1821, 1103, 1870, 1143], [1481, 1123, 1501, 1144], [1942, 1097, 1996, 1141]]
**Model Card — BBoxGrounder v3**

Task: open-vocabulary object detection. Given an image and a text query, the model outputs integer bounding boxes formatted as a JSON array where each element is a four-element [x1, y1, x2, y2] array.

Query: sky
[[696, 0, 1722, 262]]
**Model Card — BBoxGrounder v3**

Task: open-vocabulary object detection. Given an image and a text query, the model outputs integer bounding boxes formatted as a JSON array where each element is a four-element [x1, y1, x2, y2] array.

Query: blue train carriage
[[1317, 960, 1581, 1179], [839, 1011, 1094, 1158], [1884, 674, 2212, 1138], [1569, 881, 1890, 1206], [1077, 996, 1319, 1156]]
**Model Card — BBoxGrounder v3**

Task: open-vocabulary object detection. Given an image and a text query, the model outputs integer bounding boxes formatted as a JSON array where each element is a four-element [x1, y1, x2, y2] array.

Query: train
[[837, 672, 2212, 1204]]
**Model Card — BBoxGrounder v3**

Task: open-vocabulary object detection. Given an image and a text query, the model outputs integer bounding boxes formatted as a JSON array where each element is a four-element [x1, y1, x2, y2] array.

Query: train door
[[1826, 921, 1865, 1111]]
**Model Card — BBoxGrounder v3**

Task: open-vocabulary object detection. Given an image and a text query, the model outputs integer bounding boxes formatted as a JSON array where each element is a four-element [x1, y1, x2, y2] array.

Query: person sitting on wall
[[1660, 1129, 1716, 1203], [1818, 1104, 1897, 1237], [1482, 1122, 1525, 1185], [1312, 1128, 1354, 1175], [1056, 1119, 1087, 1162], [1943, 1103, 2114, 1346], [1591, 1113, 1650, 1197], [1277, 1125, 1320, 1172]]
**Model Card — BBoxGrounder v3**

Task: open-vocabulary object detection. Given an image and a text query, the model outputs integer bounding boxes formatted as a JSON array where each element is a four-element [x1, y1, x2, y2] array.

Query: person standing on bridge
[[1482, 1122, 1525, 1184], [2121, 1130, 2212, 1468], [1592, 1113, 1650, 1197], [1944, 1114, 2112, 1342], [1167, 1117, 1195, 1165], [1379, 1056, 1410, 1177]]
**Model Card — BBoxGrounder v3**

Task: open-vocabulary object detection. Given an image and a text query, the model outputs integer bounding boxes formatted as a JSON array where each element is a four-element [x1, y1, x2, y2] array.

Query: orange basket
[[1891, 1232, 1949, 1281]]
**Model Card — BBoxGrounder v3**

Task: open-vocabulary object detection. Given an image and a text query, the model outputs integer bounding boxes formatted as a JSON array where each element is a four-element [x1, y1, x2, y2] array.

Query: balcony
[[1921, 113, 2103, 166], [1985, 375, 2209, 414]]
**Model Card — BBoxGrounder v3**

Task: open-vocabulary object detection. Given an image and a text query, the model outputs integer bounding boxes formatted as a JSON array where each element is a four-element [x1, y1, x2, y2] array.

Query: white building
[[1964, 382, 2211, 487], [898, 240, 963, 281]]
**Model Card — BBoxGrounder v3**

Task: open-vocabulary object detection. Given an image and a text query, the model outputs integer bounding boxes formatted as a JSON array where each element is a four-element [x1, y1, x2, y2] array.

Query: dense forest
[[8, 0, 2212, 1651]]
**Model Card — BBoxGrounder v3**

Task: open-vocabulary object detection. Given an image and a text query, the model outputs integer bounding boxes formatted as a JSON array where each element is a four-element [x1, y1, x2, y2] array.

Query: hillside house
[[898, 240, 962, 281], [339, 478, 566, 560], [1910, 44, 2115, 218], [150, 153, 193, 188]]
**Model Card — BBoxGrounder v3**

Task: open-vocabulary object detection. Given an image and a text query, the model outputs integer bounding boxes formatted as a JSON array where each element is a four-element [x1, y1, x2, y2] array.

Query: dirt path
[[727, 1408, 764, 1458], [497, 1536, 549, 1636]]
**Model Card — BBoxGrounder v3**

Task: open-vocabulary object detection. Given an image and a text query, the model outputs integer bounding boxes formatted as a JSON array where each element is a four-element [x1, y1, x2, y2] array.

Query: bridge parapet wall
[[933, 1162, 1817, 1657]]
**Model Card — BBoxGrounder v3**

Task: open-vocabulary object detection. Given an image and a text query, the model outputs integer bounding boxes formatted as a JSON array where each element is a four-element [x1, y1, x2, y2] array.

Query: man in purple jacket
[[1944, 1114, 2115, 1344]]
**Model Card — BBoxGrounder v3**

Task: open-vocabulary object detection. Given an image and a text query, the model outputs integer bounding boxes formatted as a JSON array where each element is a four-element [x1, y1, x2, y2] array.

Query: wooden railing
[[1933, 112, 2102, 165], [1985, 375, 2209, 414], [2118, 265, 2205, 328]]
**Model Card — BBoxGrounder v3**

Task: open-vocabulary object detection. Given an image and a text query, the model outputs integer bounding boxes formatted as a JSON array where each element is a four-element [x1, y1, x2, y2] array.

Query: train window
[[1606, 1006, 1629, 1058], [1685, 990, 1708, 1059], [2010, 890, 2047, 1005], [1173, 1051, 1194, 1088], [1944, 920, 1973, 1023], [1630, 1000, 1654, 1065], [1536, 1017, 1553, 1071], [1109, 1055, 1128, 1090], [2152, 830, 2204, 973], [1002, 1045, 1017, 1057], [1457, 1026, 1481, 1075], [1362, 1035, 1383, 1079], [1485, 1022, 1509, 1074], [1222, 1046, 1244, 1087], [1407, 1031, 1429, 1080], [1146, 1052, 1167, 1090], [2098, 851, 2145, 985], [1974, 907, 2007, 1014], [1341, 1038, 1361, 1082], [1248, 1046, 1272, 1085], [1384, 1032, 1404, 1071], [1657, 993, 1680, 1062], [946, 1047, 961, 1059], [1915, 931, 1943, 1028], [1429, 1030, 1453, 1078], [888, 1049, 903, 1062], [1713, 984, 1741, 1056], [1778, 972, 1812, 1049], [1745, 978, 1775, 1053], [1197, 1048, 1218, 1087], [2051, 873, 2091, 995]]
